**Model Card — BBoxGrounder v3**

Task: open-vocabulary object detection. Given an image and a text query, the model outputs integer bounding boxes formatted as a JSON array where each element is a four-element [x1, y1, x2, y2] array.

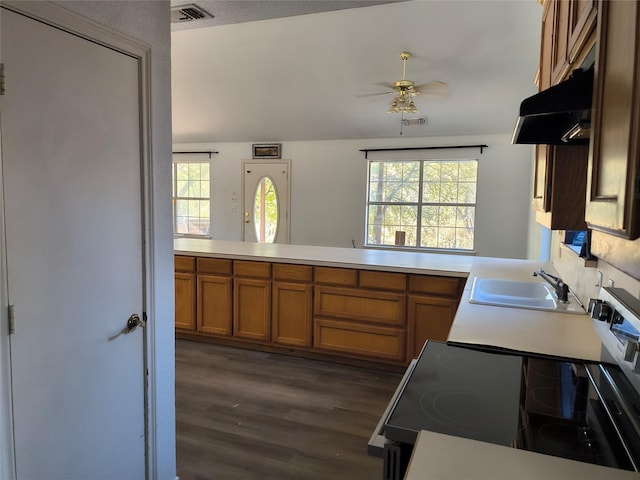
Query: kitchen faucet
[[533, 269, 570, 303]]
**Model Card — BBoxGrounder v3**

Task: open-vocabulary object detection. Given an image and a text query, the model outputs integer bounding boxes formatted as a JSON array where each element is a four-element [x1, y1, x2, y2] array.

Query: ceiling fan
[[360, 51, 448, 114]]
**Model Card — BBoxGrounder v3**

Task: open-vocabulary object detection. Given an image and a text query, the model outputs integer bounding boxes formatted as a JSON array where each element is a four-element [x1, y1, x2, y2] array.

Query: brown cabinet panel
[[234, 260, 272, 279], [175, 255, 195, 273], [273, 263, 313, 283], [408, 275, 464, 298], [359, 270, 406, 292], [197, 257, 232, 275], [175, 272, 196, 331], [587, 0, 640, 239], [535, 144, 589, 230], [314, 286, 405, 325], [234, 278, 271, 341], [407, 295, 458, 359], [314, 266, 358, 287], [567, 0, 597, 64], [314, 318, 405, 361], [197, 274, 232, 335], [551, 0, 571, 83], [272, 282, 313, 347]]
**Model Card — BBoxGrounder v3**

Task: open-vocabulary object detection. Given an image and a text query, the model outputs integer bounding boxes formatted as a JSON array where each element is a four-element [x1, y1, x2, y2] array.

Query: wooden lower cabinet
[[272, 281, 313, 347], [407, 295, 459, 358], [314, 318, 405, 362], [233, 277, 271, 341], [176, 256, 464, 365], [197, 274, 232, 335], [313, 285, 406, 361], [175, 271, 196, 331], [314, 286, 405, 325]]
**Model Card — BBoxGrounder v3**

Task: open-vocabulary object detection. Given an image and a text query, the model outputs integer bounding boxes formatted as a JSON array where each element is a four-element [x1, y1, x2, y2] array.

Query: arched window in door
[[253, 175, 279, 243]]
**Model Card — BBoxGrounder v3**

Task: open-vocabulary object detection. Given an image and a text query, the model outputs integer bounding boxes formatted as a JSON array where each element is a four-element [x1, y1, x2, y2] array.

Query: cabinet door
[[567, 0, 597, 63], [234, 278, 271, 341], [175, 272, 196, 331], [533, 145, 552, 212], [539, 0, 555, 91], [587, 0, 640, 239], [272, 282, 313, 347], [551, 0, 571, 84], [314, 318, 405, 362], [197, 274, 232, 335], [407, 295, 458, 359]]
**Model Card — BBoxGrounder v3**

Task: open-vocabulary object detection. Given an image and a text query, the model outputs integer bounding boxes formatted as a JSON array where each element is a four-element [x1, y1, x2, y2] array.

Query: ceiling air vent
[[171, 4, 214, 23]]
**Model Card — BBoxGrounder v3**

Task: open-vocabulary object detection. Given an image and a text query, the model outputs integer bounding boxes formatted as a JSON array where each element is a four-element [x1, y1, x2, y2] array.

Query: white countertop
[[174, 238, 603, 362], [405, 431, 640, 480]]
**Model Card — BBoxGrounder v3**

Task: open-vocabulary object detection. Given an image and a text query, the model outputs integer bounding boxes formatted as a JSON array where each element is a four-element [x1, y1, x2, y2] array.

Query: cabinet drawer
[[408, 275, 464, 298], [174, 255, 195, 273], [197, 257, 232, 275], [314, 286, 405, 325], [314, 318, 405, 362], [359, 270, 406, 292], [314, 267, 357, 287], [234, 260, 271, 279], [273, 263, 313, 283]]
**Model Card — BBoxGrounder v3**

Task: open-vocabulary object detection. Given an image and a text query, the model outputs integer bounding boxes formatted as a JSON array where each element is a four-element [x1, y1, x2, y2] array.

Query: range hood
[[512, 67, 594, 145]]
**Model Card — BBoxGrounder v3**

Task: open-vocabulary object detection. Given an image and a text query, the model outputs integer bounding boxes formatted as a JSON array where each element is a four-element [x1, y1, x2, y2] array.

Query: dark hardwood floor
[[175, 339, 403, 480]]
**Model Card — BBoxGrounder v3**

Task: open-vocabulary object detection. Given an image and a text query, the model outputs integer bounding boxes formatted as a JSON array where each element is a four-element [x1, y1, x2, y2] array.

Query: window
[[366, 159, 477, 251], [172, 159, 211, 237]]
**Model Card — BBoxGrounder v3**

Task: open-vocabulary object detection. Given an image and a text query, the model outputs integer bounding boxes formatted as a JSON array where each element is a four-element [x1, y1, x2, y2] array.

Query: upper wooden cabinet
[[586, 0, 640, 239], [533, 0, 597, 230], [545, 0, 597, 85]]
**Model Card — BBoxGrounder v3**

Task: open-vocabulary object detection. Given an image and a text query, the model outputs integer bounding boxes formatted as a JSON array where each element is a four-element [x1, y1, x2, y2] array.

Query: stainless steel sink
[[469, 277, 585, 314]]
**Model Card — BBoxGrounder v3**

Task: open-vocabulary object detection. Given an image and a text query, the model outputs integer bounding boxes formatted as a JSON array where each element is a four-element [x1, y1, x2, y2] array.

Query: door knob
[[126, 313, 146, 333]]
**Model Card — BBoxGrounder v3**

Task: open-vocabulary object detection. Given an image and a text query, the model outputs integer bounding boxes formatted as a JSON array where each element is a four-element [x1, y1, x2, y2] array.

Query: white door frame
[[0, 2, 159, 478], [241, 159, 291, 244]]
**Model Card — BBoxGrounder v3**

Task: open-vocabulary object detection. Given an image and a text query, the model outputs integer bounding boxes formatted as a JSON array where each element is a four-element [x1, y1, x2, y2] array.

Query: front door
[[1, 8, 146, 479], [242, 160, 291, 243]]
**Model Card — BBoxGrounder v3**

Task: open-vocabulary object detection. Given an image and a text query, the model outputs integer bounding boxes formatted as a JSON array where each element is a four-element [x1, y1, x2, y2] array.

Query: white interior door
[[1, 8, 146, 479], [242, 160, 291, 243]]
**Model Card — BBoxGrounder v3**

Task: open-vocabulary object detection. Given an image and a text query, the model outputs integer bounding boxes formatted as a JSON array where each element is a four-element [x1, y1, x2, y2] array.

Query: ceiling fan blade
[[356, 91, 395, 98], [414, 81, 448, 91], [374, 82, 399, 90]]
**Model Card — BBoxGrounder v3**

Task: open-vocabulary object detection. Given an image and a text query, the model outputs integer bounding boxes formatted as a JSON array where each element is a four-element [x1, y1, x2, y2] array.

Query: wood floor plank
[[176, 339, 402, 480]]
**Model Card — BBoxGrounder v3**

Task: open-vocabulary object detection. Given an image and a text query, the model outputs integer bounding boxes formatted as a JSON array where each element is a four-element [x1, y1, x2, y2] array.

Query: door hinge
[[0, 63, 5, 96], [8, 304, 15, 334]]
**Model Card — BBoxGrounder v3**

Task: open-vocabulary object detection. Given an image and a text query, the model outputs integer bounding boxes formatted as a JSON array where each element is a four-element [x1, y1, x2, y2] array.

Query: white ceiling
[[171, 0, 542, 143]]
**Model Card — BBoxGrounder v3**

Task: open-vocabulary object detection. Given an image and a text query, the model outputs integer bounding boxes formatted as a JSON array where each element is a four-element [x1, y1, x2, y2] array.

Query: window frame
[[172, 155, 212, 239], [364, 157, 478, 253]]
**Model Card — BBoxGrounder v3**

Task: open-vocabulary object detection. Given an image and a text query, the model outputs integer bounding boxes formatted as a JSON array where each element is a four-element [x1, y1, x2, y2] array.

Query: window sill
[[560, 242, 597, 267], [174, 234, 212, 240], [363, 244, 478, 256]]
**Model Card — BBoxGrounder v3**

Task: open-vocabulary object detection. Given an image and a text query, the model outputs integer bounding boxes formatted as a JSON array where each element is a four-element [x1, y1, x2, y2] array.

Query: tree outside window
[[172, 161, 211, 237], [366, 159, 477, 251]]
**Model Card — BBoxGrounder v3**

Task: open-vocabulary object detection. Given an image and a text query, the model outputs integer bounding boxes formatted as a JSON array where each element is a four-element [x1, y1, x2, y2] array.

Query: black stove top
[[384, 341, 523, 446]]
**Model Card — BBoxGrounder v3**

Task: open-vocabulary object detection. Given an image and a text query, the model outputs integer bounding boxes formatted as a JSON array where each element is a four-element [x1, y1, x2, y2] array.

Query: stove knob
[[591, 302, 612, 322], [624, 341, 639, 362], [612, 311, 624, 325], [588, 298, 602, 316]]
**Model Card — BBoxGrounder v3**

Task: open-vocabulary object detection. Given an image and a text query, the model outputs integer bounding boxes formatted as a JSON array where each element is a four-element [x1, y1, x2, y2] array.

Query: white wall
[[175, 133, 534, 259], [47, 2, 175, 479]]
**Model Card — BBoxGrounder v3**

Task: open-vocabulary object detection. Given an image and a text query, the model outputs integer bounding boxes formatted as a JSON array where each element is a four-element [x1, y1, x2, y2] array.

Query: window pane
[[253, 176, 279, 244], [172, 161, 212, 237], [367, 204, 417, 246], [367, 159, 476, 251]]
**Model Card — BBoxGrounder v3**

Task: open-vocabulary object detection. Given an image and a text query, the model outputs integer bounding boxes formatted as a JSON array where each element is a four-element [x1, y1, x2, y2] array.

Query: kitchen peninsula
[[174, 238, 603, 365]]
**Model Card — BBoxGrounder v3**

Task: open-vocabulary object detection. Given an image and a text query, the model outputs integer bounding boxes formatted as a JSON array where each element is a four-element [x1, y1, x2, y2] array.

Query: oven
[[369, 287, 640, 480]]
